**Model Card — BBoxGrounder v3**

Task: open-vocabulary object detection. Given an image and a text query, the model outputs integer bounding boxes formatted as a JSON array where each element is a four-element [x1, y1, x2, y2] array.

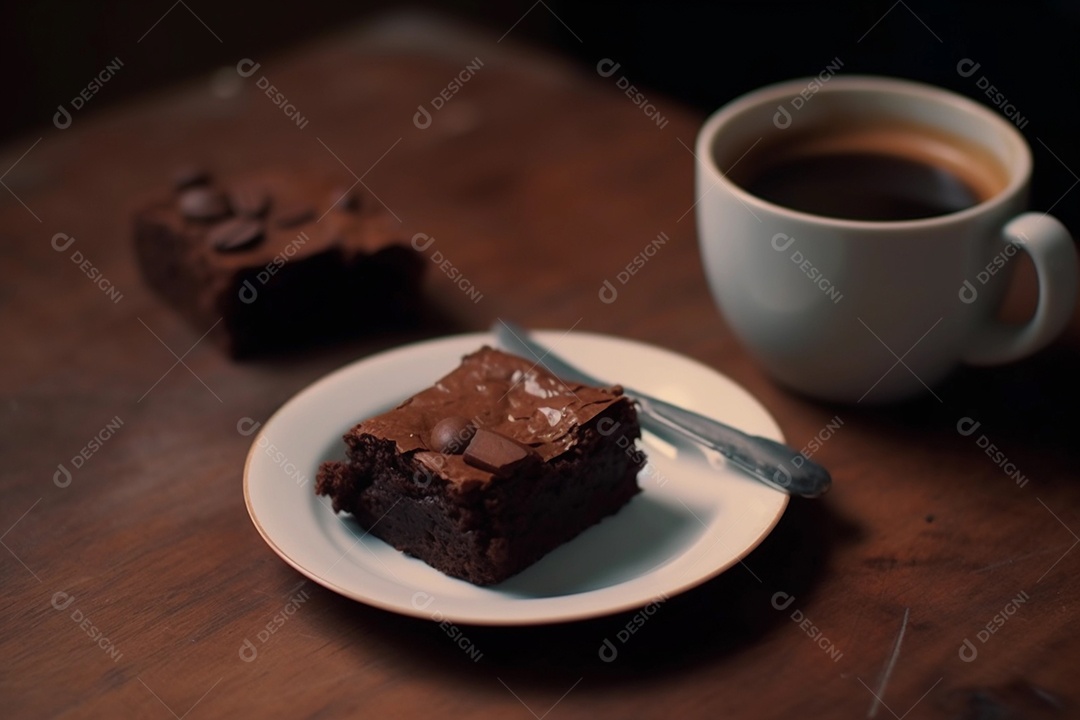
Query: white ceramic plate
[[244, 331, 788, 625]]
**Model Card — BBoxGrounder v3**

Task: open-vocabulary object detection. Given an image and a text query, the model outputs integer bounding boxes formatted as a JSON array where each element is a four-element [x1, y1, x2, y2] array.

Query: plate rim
[[243, 330, 789, 625]]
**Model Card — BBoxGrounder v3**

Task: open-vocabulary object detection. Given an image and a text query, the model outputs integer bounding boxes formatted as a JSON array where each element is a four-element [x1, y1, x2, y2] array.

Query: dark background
[[5, 1, 1078, 227]]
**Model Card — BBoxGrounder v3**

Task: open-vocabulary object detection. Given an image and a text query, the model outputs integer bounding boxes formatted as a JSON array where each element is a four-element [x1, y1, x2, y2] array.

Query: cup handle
[[962, 212, 1078, 365]]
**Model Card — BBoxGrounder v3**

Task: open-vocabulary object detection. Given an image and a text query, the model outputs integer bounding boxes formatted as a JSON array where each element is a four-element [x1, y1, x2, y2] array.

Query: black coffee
[[732, 125, 1007, 222]]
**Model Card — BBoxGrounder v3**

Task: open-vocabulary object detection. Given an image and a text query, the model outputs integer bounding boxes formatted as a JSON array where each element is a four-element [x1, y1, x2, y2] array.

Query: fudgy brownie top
[[353, 347, 629, 486], [136, 168, 401, 272]]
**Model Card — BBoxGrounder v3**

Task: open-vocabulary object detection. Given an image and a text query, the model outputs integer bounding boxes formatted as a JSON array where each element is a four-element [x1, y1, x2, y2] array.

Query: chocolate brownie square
[[316, 347, 645, 585], [133, 168, 424, 357]]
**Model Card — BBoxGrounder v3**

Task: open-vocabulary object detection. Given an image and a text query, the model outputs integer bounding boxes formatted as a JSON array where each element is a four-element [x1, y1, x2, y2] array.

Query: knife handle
[[635, 394, 831, 498]]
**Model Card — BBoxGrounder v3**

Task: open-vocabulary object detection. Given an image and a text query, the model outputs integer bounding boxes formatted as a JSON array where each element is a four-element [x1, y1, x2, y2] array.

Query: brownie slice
[[133, 168, 424, 357], [316, 347, 645, 585]]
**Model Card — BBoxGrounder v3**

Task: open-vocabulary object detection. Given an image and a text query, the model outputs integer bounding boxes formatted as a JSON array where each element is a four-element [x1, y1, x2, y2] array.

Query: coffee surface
[[731, 124, 1008, 221]]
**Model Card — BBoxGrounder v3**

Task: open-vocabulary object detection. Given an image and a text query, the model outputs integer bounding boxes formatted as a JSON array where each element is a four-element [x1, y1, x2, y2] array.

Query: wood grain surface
[[3, 13, 1079, 720]]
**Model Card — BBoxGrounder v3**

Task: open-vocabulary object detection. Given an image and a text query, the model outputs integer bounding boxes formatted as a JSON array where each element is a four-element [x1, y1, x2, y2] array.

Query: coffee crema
[[730, 123, 1010, 221]]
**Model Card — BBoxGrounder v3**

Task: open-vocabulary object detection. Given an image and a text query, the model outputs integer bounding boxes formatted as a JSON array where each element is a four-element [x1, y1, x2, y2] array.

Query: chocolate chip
[[431, 416, 476, 454], [231, 186, 271, 218], [463, 428, 535, 474], [173, 165, 210, 190], [329, 186, 360, 212], [275, 203, 315, 228], [208, 218, 264, 252], [179, 187, 230, 221]]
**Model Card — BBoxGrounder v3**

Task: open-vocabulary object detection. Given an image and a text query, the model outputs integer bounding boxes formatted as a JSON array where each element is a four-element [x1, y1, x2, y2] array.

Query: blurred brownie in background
[[133, 167, 425, 357]]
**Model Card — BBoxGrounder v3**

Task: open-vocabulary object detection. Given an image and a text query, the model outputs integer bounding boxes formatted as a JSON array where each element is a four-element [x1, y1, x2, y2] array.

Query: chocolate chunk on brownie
[[316, 347, 645, 586], [133, 168, 425, 357]]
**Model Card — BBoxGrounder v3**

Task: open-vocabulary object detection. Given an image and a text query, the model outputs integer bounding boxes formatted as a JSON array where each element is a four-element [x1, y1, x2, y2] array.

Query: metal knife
[[492, 321, 831, 498]]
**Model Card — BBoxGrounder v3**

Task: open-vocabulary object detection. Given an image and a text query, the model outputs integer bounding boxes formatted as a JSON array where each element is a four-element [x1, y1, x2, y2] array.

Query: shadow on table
[[940, 344, 1080, 449], [830, 342, 1079, 471], [239, 292, 477, 368], [303, 492, 861, 693]]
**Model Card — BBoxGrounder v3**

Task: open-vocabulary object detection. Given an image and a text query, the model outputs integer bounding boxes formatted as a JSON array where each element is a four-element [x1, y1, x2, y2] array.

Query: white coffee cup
[[696, 76, 1078, 403]]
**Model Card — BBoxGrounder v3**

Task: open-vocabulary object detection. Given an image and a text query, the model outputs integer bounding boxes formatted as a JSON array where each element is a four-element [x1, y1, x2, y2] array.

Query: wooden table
[[4, 14, 1079, 719]]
